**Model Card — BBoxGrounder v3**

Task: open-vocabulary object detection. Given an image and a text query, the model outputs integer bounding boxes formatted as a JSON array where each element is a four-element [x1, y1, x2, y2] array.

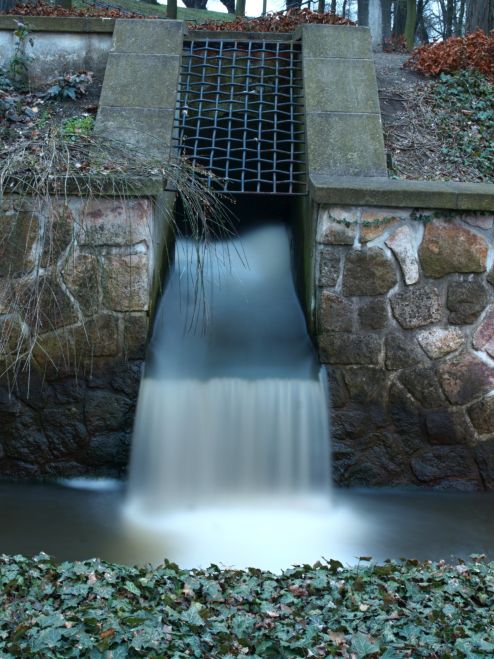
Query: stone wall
[[315, 206, 494, 491], [0, 191, 173, 478]]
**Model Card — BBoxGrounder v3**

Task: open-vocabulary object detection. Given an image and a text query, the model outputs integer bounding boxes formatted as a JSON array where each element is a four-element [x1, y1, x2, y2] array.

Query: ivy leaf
[[351, 632, 380, 658]]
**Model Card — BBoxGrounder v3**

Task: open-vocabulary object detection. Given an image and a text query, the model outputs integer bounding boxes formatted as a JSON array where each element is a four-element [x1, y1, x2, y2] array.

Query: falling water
[[124, 223, 363, 569]]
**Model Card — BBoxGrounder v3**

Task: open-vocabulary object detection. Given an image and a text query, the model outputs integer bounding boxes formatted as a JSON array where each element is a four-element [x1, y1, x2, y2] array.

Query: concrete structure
[[0, 17, 114, 88], [1, 19, 494, 488], [95, 20, 184, 159]]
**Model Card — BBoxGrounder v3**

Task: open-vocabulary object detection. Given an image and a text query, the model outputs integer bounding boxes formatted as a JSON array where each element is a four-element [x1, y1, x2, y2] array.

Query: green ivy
[[433, 70, 494, 181], [2, 554, 494, 657]]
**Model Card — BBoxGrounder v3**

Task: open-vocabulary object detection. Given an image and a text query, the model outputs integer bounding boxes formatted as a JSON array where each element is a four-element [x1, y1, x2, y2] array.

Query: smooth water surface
[[2, 480, 494, 571]]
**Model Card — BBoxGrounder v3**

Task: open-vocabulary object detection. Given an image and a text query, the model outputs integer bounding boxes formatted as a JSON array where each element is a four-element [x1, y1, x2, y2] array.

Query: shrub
[[45, 71, 93, 101], [406, 29, 494, 82]]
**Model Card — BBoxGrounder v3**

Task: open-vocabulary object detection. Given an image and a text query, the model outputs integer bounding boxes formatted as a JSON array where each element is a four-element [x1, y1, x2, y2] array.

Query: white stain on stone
[[385, 225, 420, 285]]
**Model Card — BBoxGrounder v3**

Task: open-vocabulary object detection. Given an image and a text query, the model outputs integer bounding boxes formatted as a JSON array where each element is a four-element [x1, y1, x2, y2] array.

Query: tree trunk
[[382, 0, 393, 40], [404, 0, 417, 47], [331, 0, 337, 12], [393, 0, 407, 35], [465, 0, 494, 33], [220, 0, 235, 12], [358, 0, 369, 24], [416, 0, 429, 42], [457, 0, 466, 34]]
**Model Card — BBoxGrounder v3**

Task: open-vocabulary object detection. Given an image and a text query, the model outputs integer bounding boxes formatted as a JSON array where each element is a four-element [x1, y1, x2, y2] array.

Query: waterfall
[[123, 223, 347, 569]]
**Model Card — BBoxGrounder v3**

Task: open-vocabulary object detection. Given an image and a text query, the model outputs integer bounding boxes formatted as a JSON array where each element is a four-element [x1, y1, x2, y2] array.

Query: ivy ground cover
[[1, 554, 494, 657]]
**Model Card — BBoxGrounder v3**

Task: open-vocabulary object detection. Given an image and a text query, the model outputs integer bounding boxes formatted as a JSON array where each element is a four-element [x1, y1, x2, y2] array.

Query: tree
[[404, 0, 417, 47], [220, 0, 235, 12], [182, 0, 208, 8], [465, 0, 494, 33]]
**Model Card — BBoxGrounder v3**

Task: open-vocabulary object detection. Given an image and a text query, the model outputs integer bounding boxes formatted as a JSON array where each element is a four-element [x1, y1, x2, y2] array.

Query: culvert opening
[[174, 36, 307, 195]]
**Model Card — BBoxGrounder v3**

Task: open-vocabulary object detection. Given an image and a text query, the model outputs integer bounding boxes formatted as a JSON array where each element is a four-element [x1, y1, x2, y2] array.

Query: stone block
[[398, 366, 445, 409], [317, 207, 358, 244], [89, 432, 131, 466], [343, 367, 388, 405], [317, 247, 340, 286], [385, 332, 423, 370], [102, 254, 149, 312], [300, 24, 372, 59], [390, 285, 442, 329], [319, 332, 382, 365], [32, 328, 75, 374], [411, 446, 479, 486], [473, 305, 494, 353], [327, 368, 349, 408], [488, 267, 494, 287], [78, 198, 153, 247], [123, 312, 149, 359], [425, 410, 466, 445], [419, 220, 488, 278], [99, 53, 180, 109], [360, 222, 395, 243], [388, 382, 424, 443], [0, 210, 38, 277], [85, 389, 132, 434], [62, 253, 100, 316], [474, 440, 494, 489], [111, 19, 184, 54], [417, 327, 464, 359], [0, 315, 25, 355], [40, 205, 74, 268], [468, 396, 494, 435], [318, 290, 353, 333], [74, 313, 119, 358], [438, 353, 494, 405], [95, 106, 175, 160], [385, 225, 420, 285], [306, 113, 387, 177], [303, 58, 380, 114], [343, 247, 397, 296], [358, 298, 388, 330], [19, 277, 78, 334], [447, 280, 488, 325]]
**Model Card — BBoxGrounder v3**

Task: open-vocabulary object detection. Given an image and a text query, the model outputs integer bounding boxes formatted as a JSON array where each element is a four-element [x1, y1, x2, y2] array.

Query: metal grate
[[174, 39, 307, 195]]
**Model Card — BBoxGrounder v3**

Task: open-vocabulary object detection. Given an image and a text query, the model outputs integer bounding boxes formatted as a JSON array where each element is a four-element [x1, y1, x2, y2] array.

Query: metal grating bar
[[174, 39, 307, 195]]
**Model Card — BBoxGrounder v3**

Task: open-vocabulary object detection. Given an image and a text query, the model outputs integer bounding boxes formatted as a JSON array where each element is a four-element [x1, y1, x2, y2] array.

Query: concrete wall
[[311, 193, 494, 491], [0, 190, 174, 478], [0, 17, 114, 87]]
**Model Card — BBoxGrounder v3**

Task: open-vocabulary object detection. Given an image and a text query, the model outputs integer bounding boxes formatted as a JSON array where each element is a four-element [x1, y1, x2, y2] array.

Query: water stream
[[122, 222, 342, 568]]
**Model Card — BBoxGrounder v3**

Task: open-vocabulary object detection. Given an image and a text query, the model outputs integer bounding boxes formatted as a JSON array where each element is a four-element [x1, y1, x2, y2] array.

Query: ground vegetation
[[1, 554, 494, 656]]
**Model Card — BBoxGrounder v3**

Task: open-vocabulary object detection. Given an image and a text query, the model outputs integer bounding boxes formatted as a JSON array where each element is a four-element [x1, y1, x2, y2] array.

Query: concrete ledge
[[0, 16, 116, 32], [185, 30, 294, 41], [310, 175, 494, 211]]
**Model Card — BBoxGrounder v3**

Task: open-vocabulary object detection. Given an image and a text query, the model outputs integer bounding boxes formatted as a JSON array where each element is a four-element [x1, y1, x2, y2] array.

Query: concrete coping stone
[[0, 15, 118, 32], [185, 29, 295, 42], [1, 175, 164, 197], [310, 175, 494, 211]]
